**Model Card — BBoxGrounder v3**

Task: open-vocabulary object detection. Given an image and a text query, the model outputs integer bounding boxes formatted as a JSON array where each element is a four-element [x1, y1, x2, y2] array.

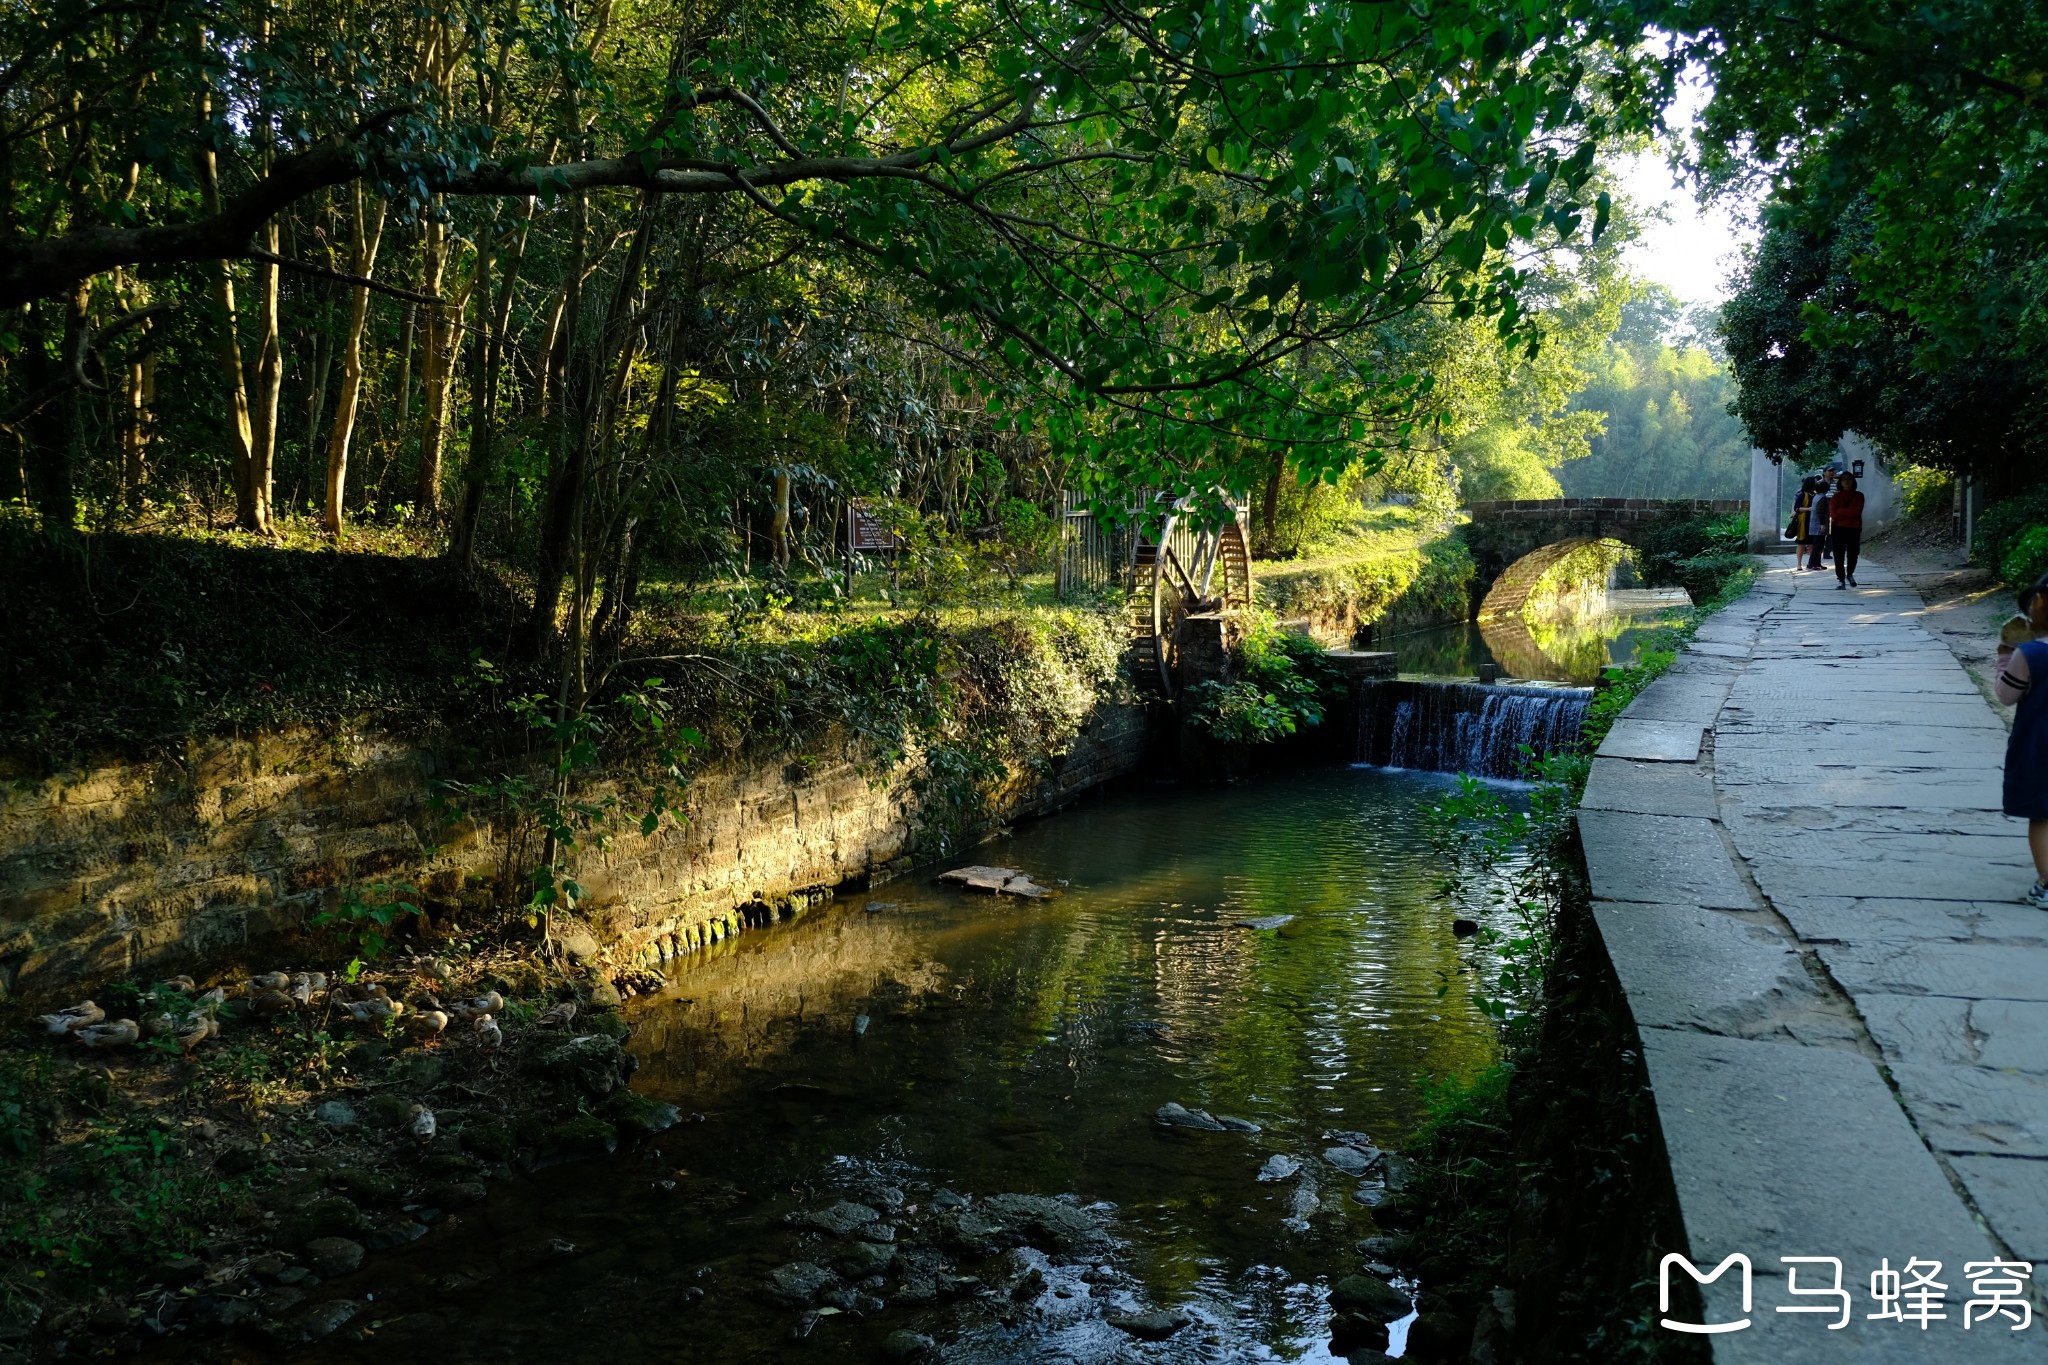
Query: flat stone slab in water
[[1594, 718, 1703, 762], [938, 865, 1056, 898], [1256, 1154, 1301, 1182], [1323, 1145, 1381, 1175], [785, 1201, 880, 1236], [1234, 914, 1294, 930], [1155, 1101, 1258, 1132], [1106, 1309, 1191, 1340]]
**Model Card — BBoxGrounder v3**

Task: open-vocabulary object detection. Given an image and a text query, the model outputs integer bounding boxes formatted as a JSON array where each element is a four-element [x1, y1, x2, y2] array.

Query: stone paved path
[[1582, 560, 2048, 1361]]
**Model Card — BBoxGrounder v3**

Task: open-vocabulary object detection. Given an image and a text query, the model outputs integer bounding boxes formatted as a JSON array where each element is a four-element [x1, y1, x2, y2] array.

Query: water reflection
[[231, 768, 1520, 1364], [1386, 589, 1689, 684]]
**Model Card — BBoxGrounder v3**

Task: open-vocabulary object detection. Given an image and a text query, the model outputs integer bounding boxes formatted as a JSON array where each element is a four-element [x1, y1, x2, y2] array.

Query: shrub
[[2002, 526, 2048, 593], [1976, 485, 2048, 584], [1185, 616, 1338, 744], [1633, 512, 1750, 602], [1893, 465, 1954, 521]]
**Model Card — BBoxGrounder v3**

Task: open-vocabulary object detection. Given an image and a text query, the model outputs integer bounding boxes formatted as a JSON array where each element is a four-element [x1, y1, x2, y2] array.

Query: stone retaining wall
[[0, 702, 1152, 1003]]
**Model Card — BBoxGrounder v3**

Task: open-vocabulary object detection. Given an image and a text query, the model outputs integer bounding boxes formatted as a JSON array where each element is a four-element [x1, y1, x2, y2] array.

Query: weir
[[1353, 678, 1591, 778]]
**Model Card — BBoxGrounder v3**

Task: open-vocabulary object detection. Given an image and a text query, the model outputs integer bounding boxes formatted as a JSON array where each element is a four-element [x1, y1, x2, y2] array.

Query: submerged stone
[[787, 1200, 881, 1236], [1156, 1101, 1261, 1133], [979, 1193, 1108, 1255], [938, 865, 1057, 898], [762, 1260, 838, 1307], [1324, 1146, 1381, 1176], [537, 1116, 618, 1162], [274, 1196, 368, 1248], [602, 1089, 682, 1136], [300, 1237, 364, 1277], [1330, 1273, 1410, 1323], [881, 1329, 936, 1362], [1234, 915, 1295, 930], [1107, 1308, 1191, 1340], [1154, 1102, 1224, 1131]]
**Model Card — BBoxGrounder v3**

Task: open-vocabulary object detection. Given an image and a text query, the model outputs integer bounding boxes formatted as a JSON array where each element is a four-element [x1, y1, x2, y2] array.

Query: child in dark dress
[[1995, 574, 2048, 907]]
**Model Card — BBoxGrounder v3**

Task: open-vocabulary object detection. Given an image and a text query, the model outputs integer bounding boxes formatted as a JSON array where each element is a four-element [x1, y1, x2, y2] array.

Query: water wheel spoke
[[1161, 545, 1200, 601]]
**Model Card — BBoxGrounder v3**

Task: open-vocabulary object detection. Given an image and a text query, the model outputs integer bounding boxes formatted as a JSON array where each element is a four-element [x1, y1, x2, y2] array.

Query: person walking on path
[[1807, 474, 1831, 570], [1996, 576, 2048, 906], [1789, 477, 1820, 571], [1829, 472, 1864, 587]]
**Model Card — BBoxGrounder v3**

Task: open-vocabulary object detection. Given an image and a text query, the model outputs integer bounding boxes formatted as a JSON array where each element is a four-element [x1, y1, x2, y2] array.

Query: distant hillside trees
[[1555, 291, 1752, 499]]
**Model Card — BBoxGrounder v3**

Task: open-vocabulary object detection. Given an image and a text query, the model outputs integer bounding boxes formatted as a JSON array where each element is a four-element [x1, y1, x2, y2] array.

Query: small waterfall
[[1354, 679, 1591, 778]]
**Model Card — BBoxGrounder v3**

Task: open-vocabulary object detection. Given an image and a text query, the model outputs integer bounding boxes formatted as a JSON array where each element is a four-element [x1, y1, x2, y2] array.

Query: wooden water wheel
[[1127, 493, 1253, 696]]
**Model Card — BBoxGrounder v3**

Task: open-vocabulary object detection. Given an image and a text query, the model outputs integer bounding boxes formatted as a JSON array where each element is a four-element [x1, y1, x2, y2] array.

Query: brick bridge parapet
[[1464, 498, 1748, 619]]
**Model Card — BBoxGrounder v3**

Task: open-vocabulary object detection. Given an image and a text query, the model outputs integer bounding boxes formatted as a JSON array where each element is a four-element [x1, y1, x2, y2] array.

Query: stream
[[268, 766, 1524, 1362]]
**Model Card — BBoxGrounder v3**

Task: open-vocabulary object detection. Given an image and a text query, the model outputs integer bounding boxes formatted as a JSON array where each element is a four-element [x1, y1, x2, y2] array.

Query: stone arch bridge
[[1465, 497, 1748, 619]]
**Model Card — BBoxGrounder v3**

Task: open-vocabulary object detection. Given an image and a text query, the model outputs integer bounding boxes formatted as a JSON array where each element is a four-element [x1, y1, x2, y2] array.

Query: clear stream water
[[266, 768, 1523, 1363]]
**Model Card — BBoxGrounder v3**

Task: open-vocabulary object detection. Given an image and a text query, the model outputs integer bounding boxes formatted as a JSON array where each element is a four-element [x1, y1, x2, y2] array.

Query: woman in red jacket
[[1830, 473, 1865, 588]]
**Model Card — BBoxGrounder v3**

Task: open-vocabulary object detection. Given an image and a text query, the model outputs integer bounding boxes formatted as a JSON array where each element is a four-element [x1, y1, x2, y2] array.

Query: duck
[[537, 1001, 577, 1030], [404, 1009, 449, 1040], [141, 1011, 177, 1038], [447, 992, 505, 1023], [73, 1019, 141, 1049], [473, 1015, 504, 1050], [39, 1002, 106, 1036], [248, 971, 291, 991], [175, 1015, 218, 1054], [156, 975, 197, 995], [248, 988, 295, 1019], [288, 972, 327, 1007], [338, 995, 403, 1025], [408, 1105, 437, 1144], [196, 986, 228, 1011]]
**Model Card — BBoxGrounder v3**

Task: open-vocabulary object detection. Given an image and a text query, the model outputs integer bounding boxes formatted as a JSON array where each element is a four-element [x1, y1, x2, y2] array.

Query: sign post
[[847, 499, 899, 590]]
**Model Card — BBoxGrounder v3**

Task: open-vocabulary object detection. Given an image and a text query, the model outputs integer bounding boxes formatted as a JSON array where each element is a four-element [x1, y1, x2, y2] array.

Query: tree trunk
[[770, 470, 793, 569], [21, 295, 83, 527], [396, 299, 416, 428], [522, 192, 591, 658], [243, 212, 282, 534], [197, 128, 257, 529], [323, 189, 387, 537], [122, 352, 155, 511], [414, 212, 453, 512], [452, 200, 534, 566], [1257, 452, 1284, 557]]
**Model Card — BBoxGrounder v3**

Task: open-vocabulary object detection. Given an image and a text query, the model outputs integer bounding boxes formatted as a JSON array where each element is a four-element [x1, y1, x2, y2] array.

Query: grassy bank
[[1255, 512, 1477, 637]]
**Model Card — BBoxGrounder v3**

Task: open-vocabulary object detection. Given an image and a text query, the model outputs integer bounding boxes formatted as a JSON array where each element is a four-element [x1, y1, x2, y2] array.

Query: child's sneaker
[[2026, 881, 2048, 910]]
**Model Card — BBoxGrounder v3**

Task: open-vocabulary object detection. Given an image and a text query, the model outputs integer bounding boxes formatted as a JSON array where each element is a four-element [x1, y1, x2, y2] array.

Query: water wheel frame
[[1131, 494, 1253, 697]]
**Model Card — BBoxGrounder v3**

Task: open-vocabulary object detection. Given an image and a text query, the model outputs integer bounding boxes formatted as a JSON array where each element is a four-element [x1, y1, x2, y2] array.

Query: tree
[[1, 0, 1653, 513], [1664, 0, 2048, 480], [1718, 205, 2043, 479]]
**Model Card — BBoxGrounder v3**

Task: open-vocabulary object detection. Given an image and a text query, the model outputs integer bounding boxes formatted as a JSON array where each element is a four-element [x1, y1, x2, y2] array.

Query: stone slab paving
[[1583, 561, 2048, 1360], [1596, 718, 1706, 761]]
